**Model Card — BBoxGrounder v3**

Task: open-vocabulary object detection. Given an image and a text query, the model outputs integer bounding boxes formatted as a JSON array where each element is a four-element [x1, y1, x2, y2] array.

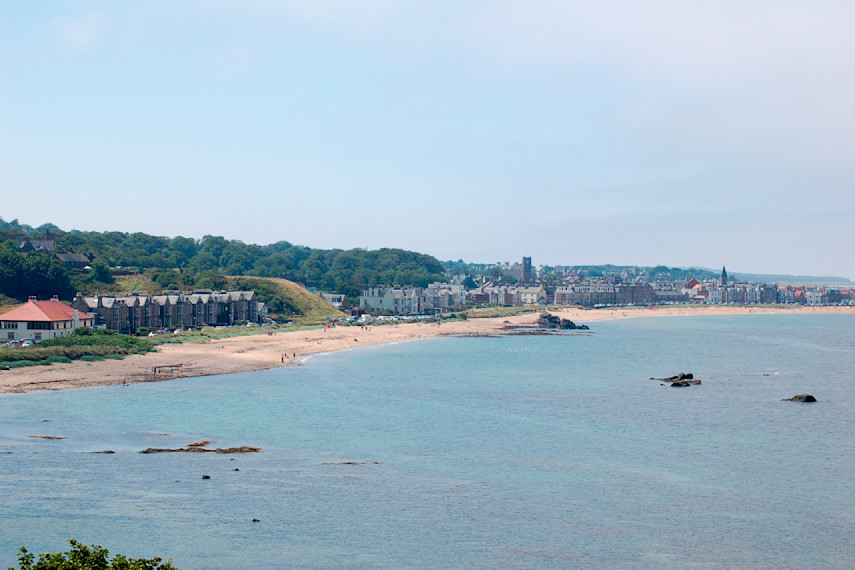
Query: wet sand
[[0, 305, 849, 394]]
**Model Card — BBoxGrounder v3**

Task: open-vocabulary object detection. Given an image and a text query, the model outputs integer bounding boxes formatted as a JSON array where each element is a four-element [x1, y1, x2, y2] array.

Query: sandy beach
[[1, 305, 850, 395]]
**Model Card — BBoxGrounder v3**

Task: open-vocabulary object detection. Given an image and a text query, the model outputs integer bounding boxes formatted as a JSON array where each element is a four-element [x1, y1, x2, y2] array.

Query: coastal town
[[0, 228, 852, 341], [1, 250, 853, 342], [356, 259, 852, 316]]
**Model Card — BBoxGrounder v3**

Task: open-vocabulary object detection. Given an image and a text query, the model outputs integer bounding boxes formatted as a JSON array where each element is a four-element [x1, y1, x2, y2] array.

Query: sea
[[1, 313, 853, 569]]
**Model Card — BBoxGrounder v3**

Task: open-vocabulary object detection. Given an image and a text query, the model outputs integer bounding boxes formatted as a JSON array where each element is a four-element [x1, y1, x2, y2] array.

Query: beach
[[0, 304, 849, 395]]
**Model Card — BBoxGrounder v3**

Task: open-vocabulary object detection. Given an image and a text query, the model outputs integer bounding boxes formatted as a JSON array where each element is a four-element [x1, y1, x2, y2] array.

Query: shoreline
[[1, 305, 851, 395]]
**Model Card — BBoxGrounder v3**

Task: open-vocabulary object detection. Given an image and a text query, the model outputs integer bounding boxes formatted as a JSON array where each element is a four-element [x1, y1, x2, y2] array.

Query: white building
[[0, 297, 93, 343]]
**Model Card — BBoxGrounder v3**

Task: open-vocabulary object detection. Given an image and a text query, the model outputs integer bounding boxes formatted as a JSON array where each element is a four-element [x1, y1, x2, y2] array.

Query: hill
[[0, 218, 446, 303]]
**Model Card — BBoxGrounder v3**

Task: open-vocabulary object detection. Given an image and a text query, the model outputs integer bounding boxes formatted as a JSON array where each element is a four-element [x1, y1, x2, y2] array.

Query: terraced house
[[73, 291, 262, 333]]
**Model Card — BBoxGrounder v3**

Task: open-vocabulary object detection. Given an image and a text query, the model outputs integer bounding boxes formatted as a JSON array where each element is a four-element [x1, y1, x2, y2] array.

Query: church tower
[[720, 266, 728, 287]]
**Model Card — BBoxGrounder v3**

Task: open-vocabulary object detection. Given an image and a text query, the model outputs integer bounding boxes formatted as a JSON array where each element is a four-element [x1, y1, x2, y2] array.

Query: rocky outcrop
[[649, 372, 701, 387], [651, 372, 694, 381], [650, 372, 700, 386], [538, 313, 589, 330], [140, 443, 261, 454], [782, 394, 817, 402]]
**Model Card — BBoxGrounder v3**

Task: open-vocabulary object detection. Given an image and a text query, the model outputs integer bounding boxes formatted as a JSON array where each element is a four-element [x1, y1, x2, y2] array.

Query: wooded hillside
[[0, 218, 446, 302]]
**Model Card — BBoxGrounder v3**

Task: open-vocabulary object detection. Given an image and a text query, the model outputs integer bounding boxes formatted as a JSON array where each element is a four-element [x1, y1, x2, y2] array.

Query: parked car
[[21, 339, 35, 347]]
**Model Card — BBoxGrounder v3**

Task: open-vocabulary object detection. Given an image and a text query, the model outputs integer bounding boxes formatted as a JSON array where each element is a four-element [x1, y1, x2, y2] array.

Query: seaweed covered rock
[[782, 394, 816, 402], [538, 313, 589, 330]]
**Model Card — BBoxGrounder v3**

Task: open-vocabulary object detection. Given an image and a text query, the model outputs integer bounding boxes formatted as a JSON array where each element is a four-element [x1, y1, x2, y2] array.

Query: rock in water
[[537, 313, 585, 330], [783, 394, 817, 402]]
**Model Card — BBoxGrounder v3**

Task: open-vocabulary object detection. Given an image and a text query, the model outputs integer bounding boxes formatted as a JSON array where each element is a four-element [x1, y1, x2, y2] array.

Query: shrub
[[45, 355, 72, 364], [12, 538, 177, 569], [4, 360, 40, 369], [0, 329, 156, 369]]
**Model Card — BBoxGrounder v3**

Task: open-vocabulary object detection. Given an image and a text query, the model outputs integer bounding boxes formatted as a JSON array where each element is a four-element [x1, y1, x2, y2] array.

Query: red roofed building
[[0, 297, 93, 343]]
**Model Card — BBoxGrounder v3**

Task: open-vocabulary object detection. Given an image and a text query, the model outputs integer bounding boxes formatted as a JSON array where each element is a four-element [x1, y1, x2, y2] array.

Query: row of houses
[[467, 284, 549, 306], [359, 283, 468, 315], [553, 283, 657, 306], [555, 281, 850, 307], [360, 279, 854, 314], [359, 283, 550, 313], [72, 291, 264, 333]]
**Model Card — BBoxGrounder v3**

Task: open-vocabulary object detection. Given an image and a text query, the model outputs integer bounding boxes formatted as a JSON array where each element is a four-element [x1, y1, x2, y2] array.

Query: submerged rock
[[140, 445, 261, 454], [782, 394, 817, 402]]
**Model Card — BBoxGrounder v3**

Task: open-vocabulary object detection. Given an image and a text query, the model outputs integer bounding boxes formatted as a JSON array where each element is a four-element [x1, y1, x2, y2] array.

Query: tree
[[156, 270, 180, 290], [499, 274, 518, 285], [12, 538, 176, 569], [0, 243, 25, 299], [89, 260, 114, 284], [22, 253, 74, 300]]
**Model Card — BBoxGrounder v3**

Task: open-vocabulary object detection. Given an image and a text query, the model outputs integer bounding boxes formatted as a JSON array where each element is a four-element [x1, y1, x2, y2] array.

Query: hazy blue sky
[[2, 2, 853, 278]]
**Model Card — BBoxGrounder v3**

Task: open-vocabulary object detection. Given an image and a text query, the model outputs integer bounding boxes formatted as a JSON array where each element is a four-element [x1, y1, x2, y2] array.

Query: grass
[[112, 274, 157, 293], [0, 329, 155, 370]]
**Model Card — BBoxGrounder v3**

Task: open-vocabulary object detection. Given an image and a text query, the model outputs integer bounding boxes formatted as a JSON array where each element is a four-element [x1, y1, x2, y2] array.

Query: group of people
[[280, 352, 296, 363]]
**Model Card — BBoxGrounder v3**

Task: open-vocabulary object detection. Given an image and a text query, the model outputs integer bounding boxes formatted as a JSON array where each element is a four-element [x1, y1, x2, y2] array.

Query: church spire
[[721, 266, 728, 287]]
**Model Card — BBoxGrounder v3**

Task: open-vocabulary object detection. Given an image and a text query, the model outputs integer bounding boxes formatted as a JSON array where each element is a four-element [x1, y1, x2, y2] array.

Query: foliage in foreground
[[10, 538, 176, 569]]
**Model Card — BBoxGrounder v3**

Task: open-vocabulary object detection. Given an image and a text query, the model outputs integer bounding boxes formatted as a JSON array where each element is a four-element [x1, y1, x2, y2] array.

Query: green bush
[[79, 355, 105, 362], [0, 329, 156, 368], [11, 538, 177, 569], [4, 360, 40, 369], [45, 355, 72, 364]]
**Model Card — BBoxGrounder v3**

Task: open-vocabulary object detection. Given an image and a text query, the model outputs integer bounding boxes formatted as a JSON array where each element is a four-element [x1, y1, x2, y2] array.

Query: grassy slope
[[229, 276, 345, 323]]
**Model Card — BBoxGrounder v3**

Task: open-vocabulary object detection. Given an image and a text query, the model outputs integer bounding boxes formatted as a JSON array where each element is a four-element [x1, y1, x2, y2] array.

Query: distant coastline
[[1, 304, 851, 395]]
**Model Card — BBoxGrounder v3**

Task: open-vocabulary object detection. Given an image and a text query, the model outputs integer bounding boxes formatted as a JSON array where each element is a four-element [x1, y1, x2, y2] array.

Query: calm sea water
[[1, 314, 853, 569]]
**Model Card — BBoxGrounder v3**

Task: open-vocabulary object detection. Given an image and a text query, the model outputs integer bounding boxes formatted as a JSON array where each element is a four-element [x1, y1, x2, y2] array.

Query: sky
[[1, 1, 853, 279]]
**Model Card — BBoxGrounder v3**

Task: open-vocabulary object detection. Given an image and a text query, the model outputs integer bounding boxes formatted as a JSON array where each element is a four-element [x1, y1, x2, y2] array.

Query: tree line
[[0, 219, 446, 301]]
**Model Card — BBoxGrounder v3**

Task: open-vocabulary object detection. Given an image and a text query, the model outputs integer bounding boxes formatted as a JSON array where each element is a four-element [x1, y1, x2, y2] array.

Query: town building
[[18, 230, 56, 254], [73, 291, 262, 333], [55, 253, 94, 270], [320, 293, 348, 308], [0, 296, 93, 343], [360, 283, 467, 314]]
